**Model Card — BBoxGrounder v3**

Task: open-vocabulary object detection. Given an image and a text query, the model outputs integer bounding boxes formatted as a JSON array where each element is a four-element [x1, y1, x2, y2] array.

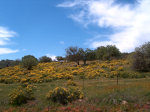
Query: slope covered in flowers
[[0, 60, 146, 84]]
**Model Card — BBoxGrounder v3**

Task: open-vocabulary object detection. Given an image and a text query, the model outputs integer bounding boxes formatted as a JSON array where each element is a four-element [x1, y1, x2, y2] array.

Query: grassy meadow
[[0, 60, 150, 112]]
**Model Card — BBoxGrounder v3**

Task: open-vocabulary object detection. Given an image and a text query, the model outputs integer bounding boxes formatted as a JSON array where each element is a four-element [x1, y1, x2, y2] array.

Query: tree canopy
[[96, 45, 121, 60], [132, 42, 150, 71], [21, 55, 38, 70]]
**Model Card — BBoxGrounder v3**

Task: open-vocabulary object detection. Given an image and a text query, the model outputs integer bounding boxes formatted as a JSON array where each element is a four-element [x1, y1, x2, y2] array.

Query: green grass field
[[1, 78, 150, 112]]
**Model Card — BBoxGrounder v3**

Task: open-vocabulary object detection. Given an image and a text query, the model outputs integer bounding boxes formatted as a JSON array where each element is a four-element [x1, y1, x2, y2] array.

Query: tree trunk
[[77, 61, 80, 65], [83, 60, 86, 65], [117, 75, 118, 85]]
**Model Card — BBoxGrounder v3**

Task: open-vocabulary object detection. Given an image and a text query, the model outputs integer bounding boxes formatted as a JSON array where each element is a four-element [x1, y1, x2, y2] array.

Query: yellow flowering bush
[[67, 80, 77, 86], [46, 87, 84, 105], [67, 86, 84, 102], [118, 66, 124, 71], [46, 87, 70, 104], [9, 84, 35, 105], [0, 59, 145, 84], [109, 66, 116, 71]]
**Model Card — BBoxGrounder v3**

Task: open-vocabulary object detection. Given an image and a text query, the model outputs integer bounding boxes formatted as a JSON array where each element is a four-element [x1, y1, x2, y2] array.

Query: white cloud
[[46, 54, 57, 61], [0, 26, 19, 55], [58, 0, 150, 52], [0, 48, 18, 55], [0, 27, 17, 45], [57, 1, 77, 7]]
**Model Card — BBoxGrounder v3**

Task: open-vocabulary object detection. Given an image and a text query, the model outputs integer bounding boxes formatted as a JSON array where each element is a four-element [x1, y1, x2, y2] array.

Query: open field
[[1, 78, 150, 112]]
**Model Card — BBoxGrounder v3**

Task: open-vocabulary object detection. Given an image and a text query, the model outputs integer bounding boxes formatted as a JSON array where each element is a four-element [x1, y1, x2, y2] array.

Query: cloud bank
[[46, 54, 57, 61], [0, 26, 19, 55], [0, 48, 18, 55], [58, 0, 150, 52]]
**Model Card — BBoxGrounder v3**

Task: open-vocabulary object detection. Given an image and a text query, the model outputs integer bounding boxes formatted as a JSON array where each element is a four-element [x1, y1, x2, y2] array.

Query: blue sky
[[0, 0, 150, 60]]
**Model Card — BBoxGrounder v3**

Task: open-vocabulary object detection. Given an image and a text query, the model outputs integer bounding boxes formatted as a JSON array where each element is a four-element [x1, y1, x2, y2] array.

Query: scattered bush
[[68, 87, 84, 102], [0, 59, 148, 84], [46, 87, 84, 105], [46, 87, 69, 105], [67, 80, 77, 86], [9, 84, 35, 105]]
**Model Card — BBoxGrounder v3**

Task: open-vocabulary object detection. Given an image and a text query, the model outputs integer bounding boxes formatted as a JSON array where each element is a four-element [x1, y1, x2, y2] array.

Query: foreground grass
[[0, 78, 150, 112]]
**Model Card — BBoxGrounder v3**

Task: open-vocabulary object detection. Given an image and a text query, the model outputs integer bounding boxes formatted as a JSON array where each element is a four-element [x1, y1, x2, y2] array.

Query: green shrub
[[21, 55, 38, 70], [9, 84, 35, 105], [120, 72, 130, 78], [131, 72, 146, 78], [119, 72, 146, 78], [46, 87, 84, 105], [39, 56, 52, 63], [132, 42, 150, 72]]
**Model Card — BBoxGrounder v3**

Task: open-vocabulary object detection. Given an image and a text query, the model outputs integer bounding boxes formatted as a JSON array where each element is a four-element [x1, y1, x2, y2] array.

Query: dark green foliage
[[66, 47, 96, 65], [78, 48, 86, 65], [79, 48, 96, 65], [121, 53, 129, 59], [66, 45, 120, 64], [56, 56, 65, 62], [96, 45, 121, 60], [66, 46, 82, 65], [132, 42, 150, 71], [21, 55, 38, 70], [119, 72, 146, 78], [96, 46, 106, 60], [85, 48, 96, 61], [39, 56, 52, 63], [0, 59, 20, 69]]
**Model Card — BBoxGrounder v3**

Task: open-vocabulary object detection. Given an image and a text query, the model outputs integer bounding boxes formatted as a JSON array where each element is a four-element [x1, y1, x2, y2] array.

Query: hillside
[[0, 60, 150, 112], [0, 59, 147, 84]]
